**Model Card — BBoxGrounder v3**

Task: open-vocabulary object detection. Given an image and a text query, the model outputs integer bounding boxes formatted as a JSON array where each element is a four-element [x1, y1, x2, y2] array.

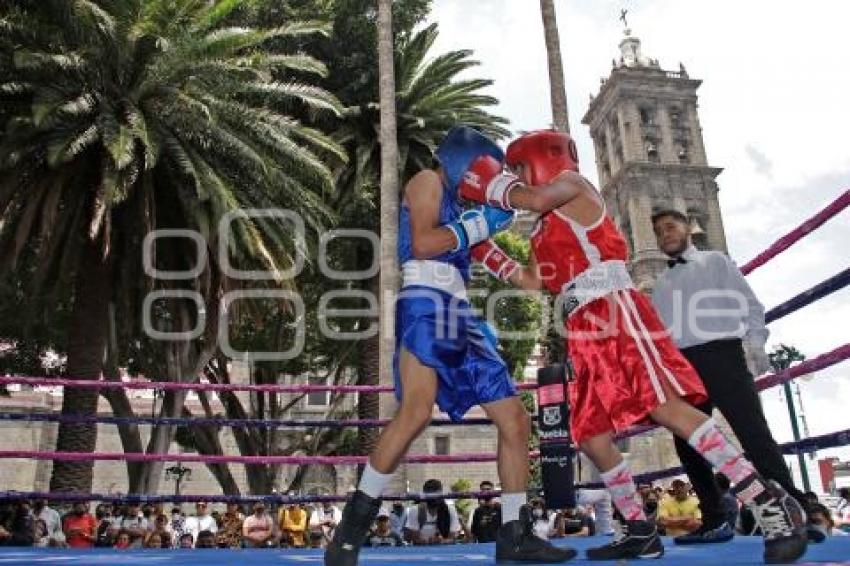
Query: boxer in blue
[[325, 127, 576, 565]]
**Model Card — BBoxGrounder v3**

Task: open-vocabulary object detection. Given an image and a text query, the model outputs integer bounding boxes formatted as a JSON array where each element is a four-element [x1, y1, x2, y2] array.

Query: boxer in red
[[459, 129, 807, 564]]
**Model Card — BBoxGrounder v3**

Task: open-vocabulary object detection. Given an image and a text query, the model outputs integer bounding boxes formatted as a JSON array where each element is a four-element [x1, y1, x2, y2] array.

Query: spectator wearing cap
[[658, 479, 702, 538], [185, 502, 217, 544], [279, 499, 308, 548], [242, 502, 274, 548], [471, 480, 501, 543], [366, 509, 404, 547], [404, 479, 461, 545]]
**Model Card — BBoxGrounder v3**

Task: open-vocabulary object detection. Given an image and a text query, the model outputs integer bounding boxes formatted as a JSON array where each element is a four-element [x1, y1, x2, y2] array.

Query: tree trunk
[[101, 389, 144, 490], [377, 0, 400, 430], [184, 406, 240, 496], [49, 234, 111, 493], [540, 0, 571, 133], [103, 303, 144, 490], [133, 297, 217, 494], [356, 274, 380, 456]]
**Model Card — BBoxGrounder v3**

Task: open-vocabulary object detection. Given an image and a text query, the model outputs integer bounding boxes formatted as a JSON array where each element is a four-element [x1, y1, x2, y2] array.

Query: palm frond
[[242, 82, 343, 116], [238, 53, 329, 78]]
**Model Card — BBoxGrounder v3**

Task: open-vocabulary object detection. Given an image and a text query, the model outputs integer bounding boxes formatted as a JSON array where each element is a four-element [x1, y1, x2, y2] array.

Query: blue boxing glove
[[448, 205, 516, 251]]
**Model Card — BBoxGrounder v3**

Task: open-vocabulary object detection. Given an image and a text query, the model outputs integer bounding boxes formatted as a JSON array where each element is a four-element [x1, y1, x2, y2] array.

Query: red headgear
[[505, 130, 579, 186]]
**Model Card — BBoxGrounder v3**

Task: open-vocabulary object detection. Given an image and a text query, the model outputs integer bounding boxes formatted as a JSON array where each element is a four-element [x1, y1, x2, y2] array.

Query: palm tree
[[540, 0, 570, 132], [0, 0, 344, 492], [376, 0, 399, 456]]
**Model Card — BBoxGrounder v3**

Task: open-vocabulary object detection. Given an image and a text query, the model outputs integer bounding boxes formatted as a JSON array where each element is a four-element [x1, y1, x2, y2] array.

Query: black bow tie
[[667, 256, 688, 268]]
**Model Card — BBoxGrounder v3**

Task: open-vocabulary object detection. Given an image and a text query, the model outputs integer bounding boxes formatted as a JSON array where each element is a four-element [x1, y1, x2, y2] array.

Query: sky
[[427, 0, 850, 490]]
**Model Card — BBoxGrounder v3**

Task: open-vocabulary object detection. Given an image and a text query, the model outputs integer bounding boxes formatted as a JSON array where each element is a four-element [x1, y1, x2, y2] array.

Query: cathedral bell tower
[[582, 27, 728, 291]]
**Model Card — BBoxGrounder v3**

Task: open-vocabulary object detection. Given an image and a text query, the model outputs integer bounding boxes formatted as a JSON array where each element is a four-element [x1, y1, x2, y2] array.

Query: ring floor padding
[[0, 536, 848, 565]]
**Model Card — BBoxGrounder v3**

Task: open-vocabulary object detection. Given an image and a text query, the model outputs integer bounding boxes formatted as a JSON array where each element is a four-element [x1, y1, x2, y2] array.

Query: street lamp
[[165, 463, 192, 497]]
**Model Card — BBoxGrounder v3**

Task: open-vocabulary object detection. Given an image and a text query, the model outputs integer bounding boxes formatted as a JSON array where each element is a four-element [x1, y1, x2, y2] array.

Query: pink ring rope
[[0, 375, 535, 393], [1, 342, 846, 397], [0, 450, 508, 466], [1, 426, 846, 468], [740, 188, 850, 275]]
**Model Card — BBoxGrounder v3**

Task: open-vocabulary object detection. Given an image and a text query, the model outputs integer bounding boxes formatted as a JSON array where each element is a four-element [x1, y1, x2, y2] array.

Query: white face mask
[[533, 508, 544, 518]]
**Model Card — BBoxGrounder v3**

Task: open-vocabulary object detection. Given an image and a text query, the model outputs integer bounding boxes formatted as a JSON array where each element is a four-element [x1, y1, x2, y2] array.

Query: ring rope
[[0, 413, 494, 429], [1, 428, 845, 503], [740, 188, 850, 275], [0, 425, 846, 468], [764, 265, 850, 323], [1, 343, 847, 432]]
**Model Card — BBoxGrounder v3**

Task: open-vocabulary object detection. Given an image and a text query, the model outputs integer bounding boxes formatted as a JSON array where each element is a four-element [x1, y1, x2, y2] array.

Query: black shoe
[[586, 520, 664, 560], [674, 521, 734, 545], [734, 474, 808, 564], [324, 491, 381, 566], [495, 505, 576, 563]]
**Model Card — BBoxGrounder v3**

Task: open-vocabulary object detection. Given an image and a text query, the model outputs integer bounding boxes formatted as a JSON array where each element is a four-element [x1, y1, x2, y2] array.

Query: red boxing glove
[[459, 155, 521, 210], [471, 239, 519, 281]]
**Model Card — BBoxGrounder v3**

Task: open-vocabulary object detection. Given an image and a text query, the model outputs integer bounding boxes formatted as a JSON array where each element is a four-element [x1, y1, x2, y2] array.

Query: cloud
[[745, 144, 774, 178]]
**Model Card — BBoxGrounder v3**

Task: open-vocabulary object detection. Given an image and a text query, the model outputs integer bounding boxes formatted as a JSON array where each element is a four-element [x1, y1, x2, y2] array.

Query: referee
[[650, 209, 817, 545]]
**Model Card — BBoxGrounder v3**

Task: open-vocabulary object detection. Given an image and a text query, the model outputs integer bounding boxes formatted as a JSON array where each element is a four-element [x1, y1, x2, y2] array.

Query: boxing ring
[[0, 188, 849, 564]]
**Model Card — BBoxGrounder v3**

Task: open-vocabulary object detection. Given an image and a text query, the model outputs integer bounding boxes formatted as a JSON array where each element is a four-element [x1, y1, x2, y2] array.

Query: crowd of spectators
[[1, 480, 847, 550]]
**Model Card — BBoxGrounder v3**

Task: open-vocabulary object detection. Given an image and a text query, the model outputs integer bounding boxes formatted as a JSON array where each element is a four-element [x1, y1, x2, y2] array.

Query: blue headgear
[[435, 126, 504, 193]]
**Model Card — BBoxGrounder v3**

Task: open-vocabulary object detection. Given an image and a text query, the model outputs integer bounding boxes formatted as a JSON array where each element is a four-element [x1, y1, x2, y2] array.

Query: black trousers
[[674, 338, 804, 526]]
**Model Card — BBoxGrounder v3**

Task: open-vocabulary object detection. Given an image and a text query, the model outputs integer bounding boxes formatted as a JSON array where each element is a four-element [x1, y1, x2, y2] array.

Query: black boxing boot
[[733, 473, 807, 564], [324, 490, 381, 566], [586, 519, 664, 560], [495, 505, 577, 563]]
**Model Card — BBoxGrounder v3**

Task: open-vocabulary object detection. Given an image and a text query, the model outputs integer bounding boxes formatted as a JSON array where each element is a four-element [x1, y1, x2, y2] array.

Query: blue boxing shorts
[[393, 284, 517, 422]]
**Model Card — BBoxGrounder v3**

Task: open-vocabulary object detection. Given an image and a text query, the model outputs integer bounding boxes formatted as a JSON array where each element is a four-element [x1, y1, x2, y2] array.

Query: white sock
[[358, 462, 394, 499], [501, 492, 527, 523]]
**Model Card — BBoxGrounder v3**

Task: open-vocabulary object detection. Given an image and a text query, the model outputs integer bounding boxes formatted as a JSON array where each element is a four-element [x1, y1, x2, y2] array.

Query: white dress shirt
[[404, 502, 461, 540], [651, 245, 769, 349], [185, 514, 217, 542]]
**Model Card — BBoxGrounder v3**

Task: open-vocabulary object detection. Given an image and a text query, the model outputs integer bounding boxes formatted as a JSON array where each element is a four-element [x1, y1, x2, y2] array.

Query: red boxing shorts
[[565, 288, 707, 444]]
